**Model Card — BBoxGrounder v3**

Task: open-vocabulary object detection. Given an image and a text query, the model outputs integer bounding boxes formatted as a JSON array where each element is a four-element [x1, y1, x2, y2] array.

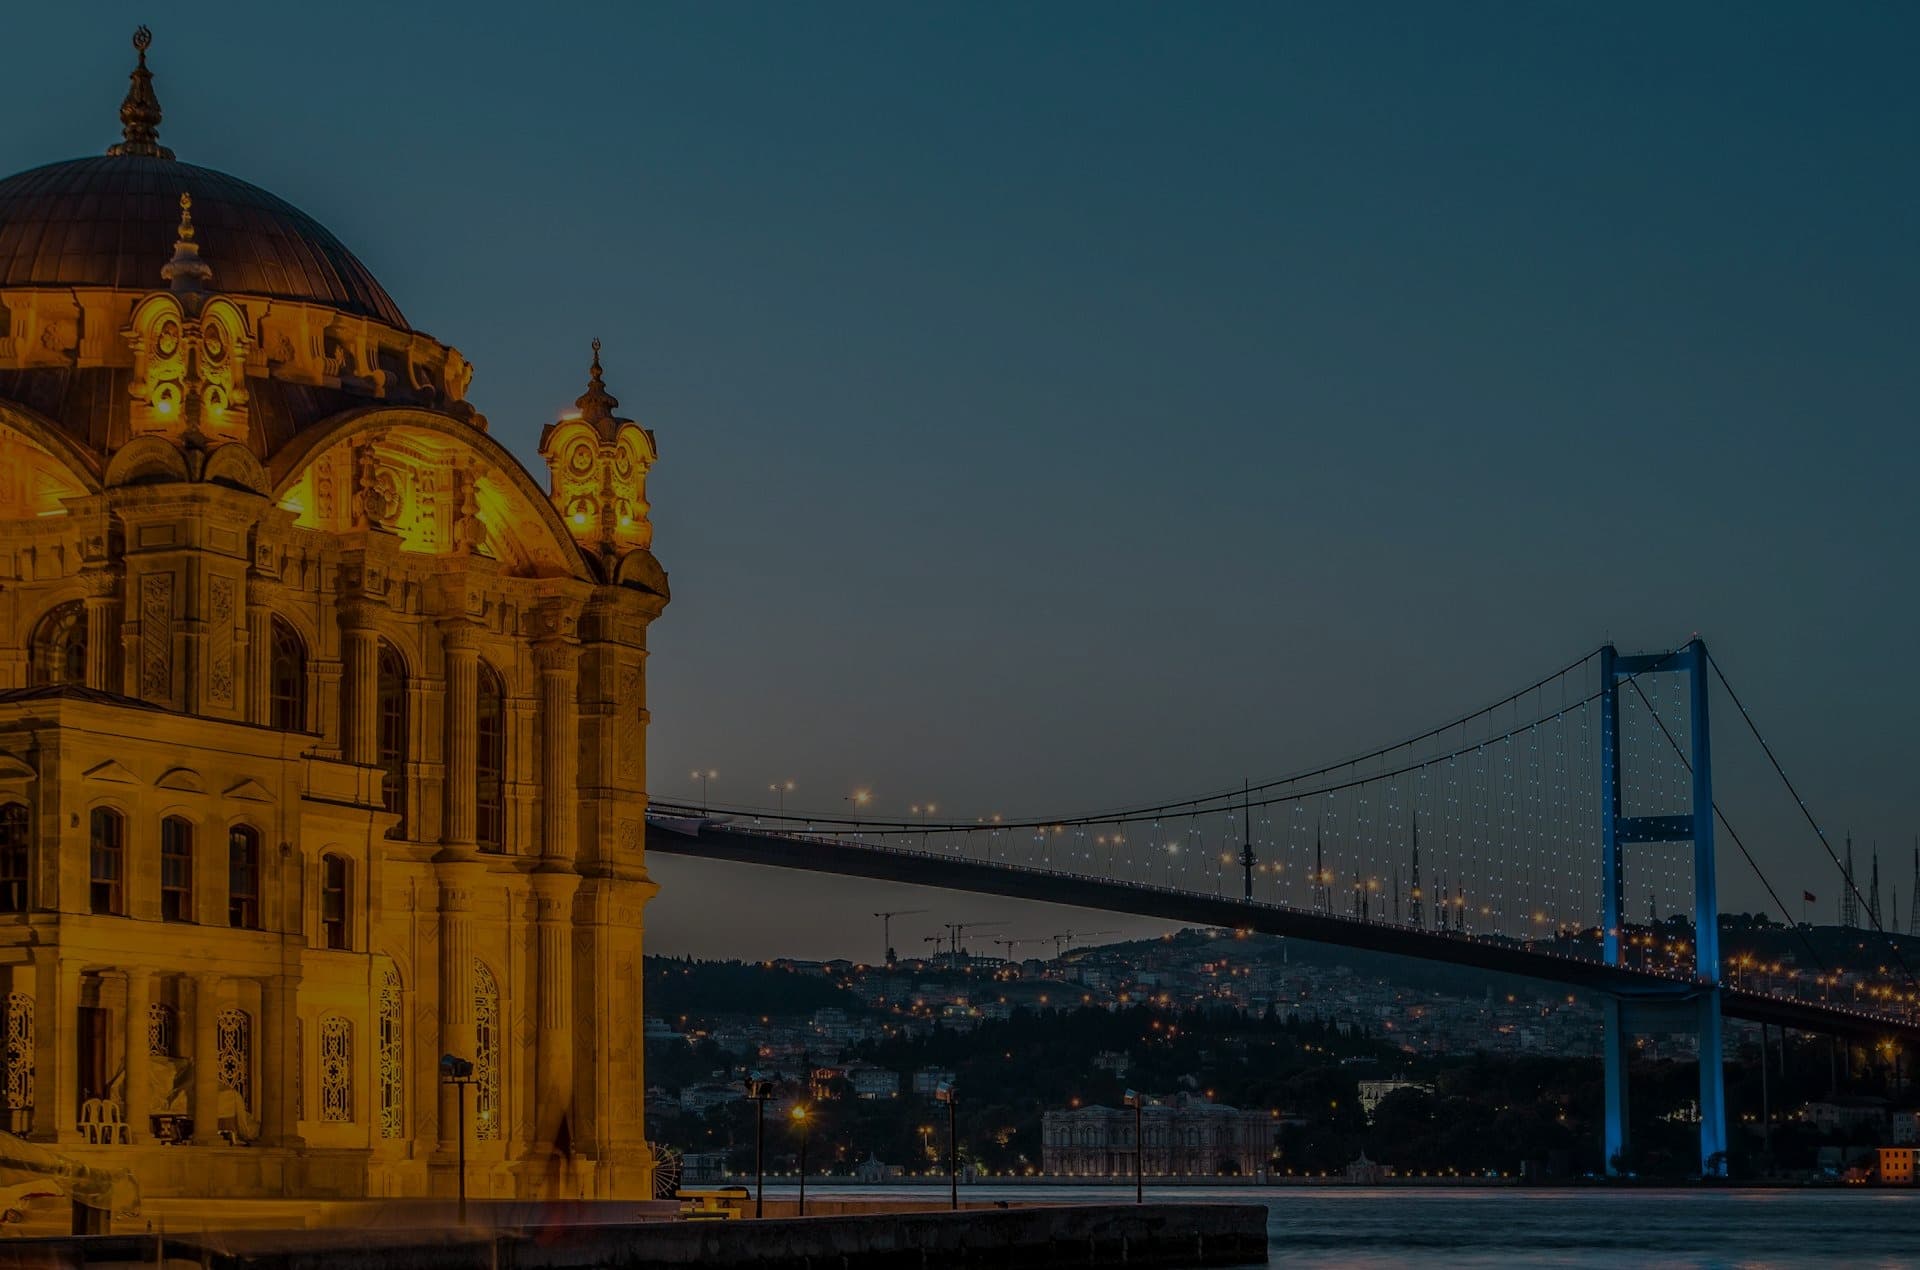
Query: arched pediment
[[103, 435, 191, 487], [0, 400, 102, 517], [268, 407, 588, 579]]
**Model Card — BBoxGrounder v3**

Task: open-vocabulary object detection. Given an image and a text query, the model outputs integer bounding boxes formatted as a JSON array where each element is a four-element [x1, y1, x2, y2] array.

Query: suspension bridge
[[645, 639, 1920, 1177]]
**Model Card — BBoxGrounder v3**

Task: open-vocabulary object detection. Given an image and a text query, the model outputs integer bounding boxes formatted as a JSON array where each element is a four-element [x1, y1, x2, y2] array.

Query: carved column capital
[[76, 565, 123, 600], [437, 616, 481, 653], [337, 594, 385, 632]]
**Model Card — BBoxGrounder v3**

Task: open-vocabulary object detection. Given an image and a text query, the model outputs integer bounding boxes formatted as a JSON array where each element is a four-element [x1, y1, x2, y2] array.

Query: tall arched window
[[0, 804, 28, 913], [320, 853, 349, 950], [160, 816, 193, 922], [377, 964, 403, 1139], [88, 809, 124, 915], [473, 960, 501, 1140], [228, 825, 261, 930], [376, 642, 407, 838], [475, 663, 505, 853], [269, 617, 307, 732], [28, 602, 86, 687]]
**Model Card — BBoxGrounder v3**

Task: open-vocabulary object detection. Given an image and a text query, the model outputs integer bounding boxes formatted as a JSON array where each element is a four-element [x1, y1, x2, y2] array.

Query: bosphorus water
[[761, 1183, 1918, 1267]]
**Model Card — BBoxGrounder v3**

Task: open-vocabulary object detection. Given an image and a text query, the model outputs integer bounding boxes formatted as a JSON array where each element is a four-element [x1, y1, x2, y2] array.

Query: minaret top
[[574, 338, 623, 437], [161, 193, 213, 292], [106, 27, 175, 161]]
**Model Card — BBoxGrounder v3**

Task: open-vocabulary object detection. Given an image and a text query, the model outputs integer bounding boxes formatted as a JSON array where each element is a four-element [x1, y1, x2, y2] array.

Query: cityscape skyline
[[5, 5, 1914, 963]]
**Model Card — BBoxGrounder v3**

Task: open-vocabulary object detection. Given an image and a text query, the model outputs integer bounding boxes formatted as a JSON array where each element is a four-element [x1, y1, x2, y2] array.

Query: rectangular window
[[0, 804, 27, 913], [88, 810, 122, 916], [160, 817, 193, 922], [228, 827, 260, 929], [320, 855, 348, 950]]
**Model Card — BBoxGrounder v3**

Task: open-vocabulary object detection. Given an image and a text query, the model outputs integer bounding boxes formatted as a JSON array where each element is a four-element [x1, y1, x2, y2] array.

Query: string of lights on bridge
[[657, 643, 1919, 1021]]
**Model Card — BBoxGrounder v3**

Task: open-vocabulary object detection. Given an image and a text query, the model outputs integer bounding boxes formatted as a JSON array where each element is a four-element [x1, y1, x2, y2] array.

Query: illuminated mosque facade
[[0, 31, 668, 1200]]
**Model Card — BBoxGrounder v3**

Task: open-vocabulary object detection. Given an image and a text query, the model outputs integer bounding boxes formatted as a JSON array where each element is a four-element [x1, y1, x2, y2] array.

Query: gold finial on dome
[[575, 337, 622, 437], [161, 192, 212, 292], [106, 26, 176, 160]]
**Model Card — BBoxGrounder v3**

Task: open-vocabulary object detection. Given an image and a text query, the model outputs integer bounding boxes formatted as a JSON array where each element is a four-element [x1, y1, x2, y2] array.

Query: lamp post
[[791, 1104, 811, 1216], [743, 1075, 774, 1218], [935, 1082, 958, 1210], [1124, 1090, 1144, 1204], [439, 1054, 476, 1225], [693, 769, 718, 812], [770, 780, 795, 817]]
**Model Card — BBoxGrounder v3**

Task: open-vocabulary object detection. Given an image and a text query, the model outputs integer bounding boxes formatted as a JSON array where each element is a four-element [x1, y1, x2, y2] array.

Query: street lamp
[[439, 1054, 476, 1225], [770, 780, 795, 817], [791, 1104, 811, 1215], [846, 790, 873, 818], [693, 769, 718, 812], [1123, 1089, 1144, 1204], [743, 1074, 775, 1218], [935, 1082, 958, 1211]]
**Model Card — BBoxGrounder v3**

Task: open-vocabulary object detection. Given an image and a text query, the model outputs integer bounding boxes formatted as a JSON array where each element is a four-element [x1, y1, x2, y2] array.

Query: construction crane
[[944, 920, 1008, 966], [991, 936, 1046, 964], [872, 909, 930, 966], [1049, 929, 1119, 960]]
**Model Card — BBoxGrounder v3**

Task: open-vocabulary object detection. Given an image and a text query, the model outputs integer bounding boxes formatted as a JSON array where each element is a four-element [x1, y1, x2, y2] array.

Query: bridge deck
[[646, 818, 1918, 1045]]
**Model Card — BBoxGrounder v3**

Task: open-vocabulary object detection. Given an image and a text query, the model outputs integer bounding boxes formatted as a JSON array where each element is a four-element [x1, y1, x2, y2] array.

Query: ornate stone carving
[[139, 571, 172, 699], [319, 1015, 352, 1123], [208, 574, 236, 706], [4, 993, 32, 1117], [216, 1007, 251, 1109], [378, 966, 403, 1139]]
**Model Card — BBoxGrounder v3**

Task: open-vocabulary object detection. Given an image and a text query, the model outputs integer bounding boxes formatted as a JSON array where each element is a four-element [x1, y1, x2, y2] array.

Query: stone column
[[535, 640, 579, 862], [435, 862, 483, 1156], [339, 599, 381, 767], [440, 620, 480, 853], [531, 874, 578, 1149], [192, 973, 222, 1146], [123, 969, 151, 1143], [79, 567, 121, 692], [257, 974, 292, 1145], [30, 952, 80, 1142]]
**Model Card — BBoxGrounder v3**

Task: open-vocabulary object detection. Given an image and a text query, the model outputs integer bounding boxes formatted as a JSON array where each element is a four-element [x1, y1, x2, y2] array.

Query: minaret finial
[[161, 193, 213, 292], [574, 337, 621, 436], [107, 26, 175, 160]]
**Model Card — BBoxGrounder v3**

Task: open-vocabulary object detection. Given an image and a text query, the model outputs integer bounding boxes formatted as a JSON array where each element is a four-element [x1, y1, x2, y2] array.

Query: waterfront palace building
[[0, 34, 668, 1201]]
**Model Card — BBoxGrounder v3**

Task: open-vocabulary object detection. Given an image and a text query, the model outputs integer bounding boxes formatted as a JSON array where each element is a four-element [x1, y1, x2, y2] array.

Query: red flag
[[1803, 891, 1817, 903]]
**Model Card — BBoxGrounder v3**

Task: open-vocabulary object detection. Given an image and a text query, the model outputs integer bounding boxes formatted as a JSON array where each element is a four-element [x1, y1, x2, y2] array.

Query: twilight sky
[[7, 4, 1916, 960]]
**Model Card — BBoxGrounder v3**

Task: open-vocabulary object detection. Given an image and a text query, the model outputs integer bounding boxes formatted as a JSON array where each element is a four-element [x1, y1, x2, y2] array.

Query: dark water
[[764, 1183, 1919, 1267]]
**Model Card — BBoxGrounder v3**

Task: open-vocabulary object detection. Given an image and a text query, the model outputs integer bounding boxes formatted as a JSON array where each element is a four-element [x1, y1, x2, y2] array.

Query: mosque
[[0, 30, 668, 1206]]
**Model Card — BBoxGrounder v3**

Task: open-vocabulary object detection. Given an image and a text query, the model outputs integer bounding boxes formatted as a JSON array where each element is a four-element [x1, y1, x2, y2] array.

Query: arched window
[[160, 816, 193, 922], [376, 642, 407, 838], [28, 602, 86, 687], [475, 663, 505, 853], [377, 965, 403, 1139], [0, 804, 28, 913], [473, 960, 500, 1140], [228, 825, 261, 929], [319, 1016, 352, 1123], [320, 853, 349, 950], [269, 617, 307, 732], [88, 809, 123, 915]]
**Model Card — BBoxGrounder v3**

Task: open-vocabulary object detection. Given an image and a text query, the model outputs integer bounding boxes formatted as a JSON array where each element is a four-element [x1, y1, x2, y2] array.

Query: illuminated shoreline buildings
[[0, 33, 668, 1201]]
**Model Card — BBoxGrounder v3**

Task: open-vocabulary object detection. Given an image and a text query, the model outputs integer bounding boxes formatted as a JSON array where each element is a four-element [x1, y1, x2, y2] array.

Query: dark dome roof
[[0, 155, 408, 328]]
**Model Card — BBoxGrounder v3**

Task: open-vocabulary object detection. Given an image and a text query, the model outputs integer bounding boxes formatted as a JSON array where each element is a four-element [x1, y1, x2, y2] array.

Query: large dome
[[0, 155, 408, 329]]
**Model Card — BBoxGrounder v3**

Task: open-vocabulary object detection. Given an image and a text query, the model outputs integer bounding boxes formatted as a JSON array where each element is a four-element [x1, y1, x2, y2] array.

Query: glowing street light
[[692, 769, 718, 812], [790, 1104, 812, 1216], [768, 780, 795, 817]]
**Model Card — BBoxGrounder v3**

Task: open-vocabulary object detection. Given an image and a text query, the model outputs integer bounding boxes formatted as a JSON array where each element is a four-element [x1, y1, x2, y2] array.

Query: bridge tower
[[1599, 638, 1725, 1177]]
